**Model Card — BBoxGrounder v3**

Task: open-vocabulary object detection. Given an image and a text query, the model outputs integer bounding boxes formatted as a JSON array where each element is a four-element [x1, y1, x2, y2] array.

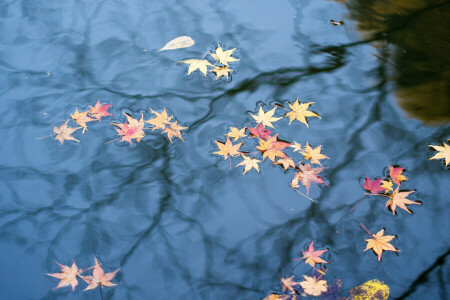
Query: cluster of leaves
[[213, 99, 329, 200], [429, 140, 450, 166], [38, 105, 187, 145], [37, 101, 112, 145], [47, 258, 119, 292], [265, 242, 390, 299], [179, 43, 239, 80], [353, 166, 422, 261], [110, 108, 187, 144]]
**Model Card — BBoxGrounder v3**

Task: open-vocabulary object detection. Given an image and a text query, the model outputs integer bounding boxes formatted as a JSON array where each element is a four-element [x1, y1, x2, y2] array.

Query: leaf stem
[[349, 195, 367, 212], [360, 223, 373, 237], [104, 137, 121, 145], [99, 286, 104, 300], [35, 134, 56, 140], [293, 188, 314, 202]]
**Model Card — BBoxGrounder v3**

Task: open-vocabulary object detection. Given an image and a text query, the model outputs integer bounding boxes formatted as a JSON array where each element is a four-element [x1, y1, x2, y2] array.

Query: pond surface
[[0, 0, 449, 299]]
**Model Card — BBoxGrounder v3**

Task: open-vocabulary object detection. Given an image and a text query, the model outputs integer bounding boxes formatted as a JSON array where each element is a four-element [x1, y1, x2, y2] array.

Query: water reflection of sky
[[0, 0, 448, 299]]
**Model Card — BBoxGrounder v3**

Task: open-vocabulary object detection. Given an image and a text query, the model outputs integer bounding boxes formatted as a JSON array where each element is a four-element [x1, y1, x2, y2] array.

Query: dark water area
[[0, 0, 449, 299]]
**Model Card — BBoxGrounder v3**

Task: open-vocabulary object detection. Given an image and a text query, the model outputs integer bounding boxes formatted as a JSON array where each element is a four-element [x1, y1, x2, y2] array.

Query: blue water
[[0, 0, 449, 299]]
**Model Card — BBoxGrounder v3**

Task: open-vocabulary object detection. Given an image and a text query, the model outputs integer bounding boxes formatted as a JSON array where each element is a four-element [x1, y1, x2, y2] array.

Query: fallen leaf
[[47, 261, 82, 291], [263, 293, 288, 300], [112, 113, 145, 144], [380, 180, 393, 193], [429, 142, 450, 166], [145, 108, 173, 131], [89, 101, 112, 121], [53, 121, 81, 145], [236, 155, 261, 174], [348, 279, 389, 300], [248, 123, 272, 139], [388, 166, 407, 185], [284, 99, 320, 127], [211, 66, 232, 79], [71, 109, 95, 133], [276, 157, 295, 170], [385, 187, 421, 215], [82, 258, 119, 291], [158, 36, 195, 52], [291, 163, 326, 194], [251, 106, 282, 128], [280, 275, 300, 293], [294, 241, 329, 268], [364, 228, 399, 261], [178, 59, 213, 76], [213, 137, 242, 159], [362, 176, 385, 194], [209, 45, 239, 66], [290, 141, 302, 153], [301, 143, 329, 166], [163, 121, 187, 142], [256, 135, 288, 162], [226, 127, 247, 141], [299, 275, 327, 297]]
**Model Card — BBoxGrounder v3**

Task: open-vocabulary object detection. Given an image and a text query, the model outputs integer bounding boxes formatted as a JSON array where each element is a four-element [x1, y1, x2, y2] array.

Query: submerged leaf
[[158, 36, 195, 52], [299, 275, 327, 296], [348, 279, 389, 300]]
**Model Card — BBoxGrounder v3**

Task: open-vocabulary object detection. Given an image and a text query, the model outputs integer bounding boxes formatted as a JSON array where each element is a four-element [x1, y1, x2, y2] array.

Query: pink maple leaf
[[248, 123, 272, 139], [294, 241, 329, 268], [361, 176, 384, 194], [89, 100, 112, 121]]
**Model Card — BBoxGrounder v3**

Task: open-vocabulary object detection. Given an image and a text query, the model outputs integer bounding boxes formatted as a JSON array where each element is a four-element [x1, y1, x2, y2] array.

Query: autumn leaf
[[250, 106, 282, 128], [388, 166, 407, 185], [71, 109, 95, 133], [89, 101, 112, 121], [213, 137, 242, 159], [248, 123, 272, 139], [53, 121, 81, 145], [236, 155, 261, 174], [280, 275, 300, 293], [82, 258, 119, 291], [158, 36, 194, 52], [178, 59, 213, 76], [301, 143, 329, 166], [385, 187, 421, 215], [290, 141, 302, 153], [112, 113, 145, 144], [47, 261, 82, 291], [294, 241, 329, 268], [362, 176, 385, 194], [145, 108, 173, 131], [348, 279, 389, 300], [263, 293, 288, 300], [363, 227, 399, 261], [291, 163, 326, 194], [284, 99, 320, 127], [429, 142, 450, 166], [380, 180, 393, 193], [299, 275, 327, 297], [163, 121, 187, 142], [275, 157, 295, 170], [226, 127, 247, 141], [211, 66, 232, 80], [209, 45, 239, 66], [256, 135, 289, 162]]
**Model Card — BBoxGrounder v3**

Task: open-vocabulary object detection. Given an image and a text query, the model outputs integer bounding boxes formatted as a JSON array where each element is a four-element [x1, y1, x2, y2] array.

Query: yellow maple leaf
[[209, 45, 239, 66], [284, 99, 320, 127], [275, 157, 295, 170], [299, 275, 327, 297], [53, 121, 81, 145], [226, 127, 247, 141], [348, 279, 389, 300], [301, 143, 329, 166], [290, 141, 302, 152], [380, 180, 393, 193], [256, 135, 288, 162], [211, 66, 232, 80], [146, 108, 173, 130], [163, 121, 187, 142], [178, 59, 213, 76], [47, 261, 82, 291], [429, 142, 450, 166], [71, 109, 95, 133], [364, 228, 399, 261], [213, 137, 242, 159], [250, 106, 281, 128], [236, 156, 261, 174]]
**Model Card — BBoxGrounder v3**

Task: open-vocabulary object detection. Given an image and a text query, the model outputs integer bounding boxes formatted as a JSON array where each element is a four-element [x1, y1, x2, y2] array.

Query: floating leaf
[[213, 137, 242, 159], [209, 44, 239, 66], [158, 36, 195, 52], [348, 279, 389, 300], [363, 228, 399, 261], [251, 106, 281, 128], [236, 155, 261, 174], [301, 143, 329, 166], [163, 121, 187, 142], [47, 261, 82, 291], [299, 275, 327, 296], [362, 176, 385, 194], [71, 109, 95, 133], [178, 59, 213, 76], [284, 99, 320, 127], [89, 101, 112, 121], [211, 66, 232, 79], [294, 241, 329, 268], [82, 258, 119, 291], [385, 187, 421, 215], [429, 141, 450, 166], [388, 166, 407, 185], [226, 127, 247, 141], [53, 121, 81, 145]]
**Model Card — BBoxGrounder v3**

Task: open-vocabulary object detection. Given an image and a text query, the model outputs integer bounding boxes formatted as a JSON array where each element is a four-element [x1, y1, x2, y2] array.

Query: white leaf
[[158, 36, 195, 52]]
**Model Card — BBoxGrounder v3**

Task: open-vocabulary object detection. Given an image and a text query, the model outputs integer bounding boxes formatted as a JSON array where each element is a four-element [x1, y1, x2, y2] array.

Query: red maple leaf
[[361, 176, 384, 194], [294, 241, 329, 268], [389, 166, 407, 185], [248, 123, 272, 139], [114, 123, 139, 144], [89, 100, 112, 121]]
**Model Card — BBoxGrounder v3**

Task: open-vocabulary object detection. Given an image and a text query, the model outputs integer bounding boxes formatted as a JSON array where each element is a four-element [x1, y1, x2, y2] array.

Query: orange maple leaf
[[213, 137, 242, 159], [388, 166, 407, 185], [363, 227, 399, 261], [71, 109, 95, 133], [47, 261, 82, 291], [89, 100, 112, 121], [385, 187, 421, 215], [256, 135, 289, 162], [82, 258, 119, 291]]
